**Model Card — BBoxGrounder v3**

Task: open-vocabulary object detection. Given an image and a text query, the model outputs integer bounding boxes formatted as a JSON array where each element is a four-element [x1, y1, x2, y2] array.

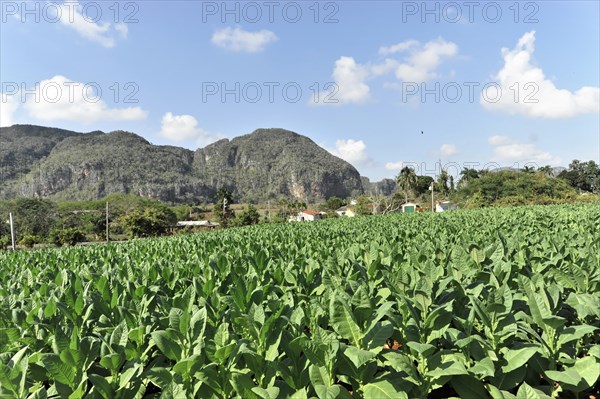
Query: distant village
[[288, 200, 458, 223]]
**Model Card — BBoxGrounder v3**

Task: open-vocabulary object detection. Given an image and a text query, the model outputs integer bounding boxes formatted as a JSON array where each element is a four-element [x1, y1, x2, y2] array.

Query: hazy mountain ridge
[[0, 125, 364, 203]]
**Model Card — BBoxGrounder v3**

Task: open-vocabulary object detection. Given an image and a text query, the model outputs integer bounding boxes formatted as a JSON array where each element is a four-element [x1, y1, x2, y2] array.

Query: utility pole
[[431, 182, 435, 213], [9, 212, 15, 250], [105, 202, 109, 242]]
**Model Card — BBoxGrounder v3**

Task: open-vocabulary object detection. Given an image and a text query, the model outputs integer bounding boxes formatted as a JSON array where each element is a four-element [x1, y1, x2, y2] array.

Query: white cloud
[[385, 161, 404, 171], [211, 27, 278, 53], [314, 37, 457, 106], [22, 75, 147, 124], [488, 135, 561, 165], [312, 56, 371, 105], [440, 144, 458, 156], [481, 31, 600, 118], [115, 23, 129, 39], [328, 139, 370, 165], [379, 40, 419, 56], [158, 112, 225, 147], [371, 59, 398, 77], [54, 2, 127, 47], [488, 135, 512, 146], [0, 92, 19, 127], [389, 37, 458, 83]]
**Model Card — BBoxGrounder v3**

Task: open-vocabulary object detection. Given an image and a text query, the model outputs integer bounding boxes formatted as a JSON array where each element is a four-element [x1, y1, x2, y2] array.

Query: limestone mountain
[[0, 125, 364, 203]]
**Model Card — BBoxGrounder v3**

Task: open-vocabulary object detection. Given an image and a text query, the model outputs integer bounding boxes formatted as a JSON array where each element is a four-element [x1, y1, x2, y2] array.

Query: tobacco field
[[0, 204, 599, 398]]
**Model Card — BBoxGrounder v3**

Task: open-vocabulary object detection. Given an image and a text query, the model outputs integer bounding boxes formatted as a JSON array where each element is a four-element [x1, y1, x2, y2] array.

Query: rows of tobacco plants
[[1, 203, 599, 398]]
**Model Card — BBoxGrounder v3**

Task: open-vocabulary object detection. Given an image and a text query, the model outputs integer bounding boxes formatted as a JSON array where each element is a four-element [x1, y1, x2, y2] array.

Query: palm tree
[[437, 169, 449, 197], [459, 168, 479, 188], [396, 166, 417, 203], [538, 165, 554, 177]]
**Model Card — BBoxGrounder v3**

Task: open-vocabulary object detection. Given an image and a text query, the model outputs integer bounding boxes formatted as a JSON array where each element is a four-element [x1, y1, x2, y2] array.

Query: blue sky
[[1, 0, 599, 181]]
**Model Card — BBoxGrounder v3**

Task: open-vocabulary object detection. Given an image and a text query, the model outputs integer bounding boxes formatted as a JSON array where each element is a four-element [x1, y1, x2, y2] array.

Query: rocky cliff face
[[0, 125, 365, 203]]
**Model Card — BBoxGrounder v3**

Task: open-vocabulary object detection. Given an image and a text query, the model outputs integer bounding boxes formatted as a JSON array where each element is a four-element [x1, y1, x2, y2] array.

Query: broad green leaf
[[88, 373, 114, 399], [362, 380, 407, 399], [516, 382, 551, 399], [151, 331, 183, 361], [330, 296, 362, 346], [451, 375, 488, 399], [501, 344, 539, 373]]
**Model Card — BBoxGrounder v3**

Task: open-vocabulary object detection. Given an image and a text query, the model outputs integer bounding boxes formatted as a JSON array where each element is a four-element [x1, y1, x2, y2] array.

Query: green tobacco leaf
[[159, 381, 187, 399], [289, 389, 308, 399], [314, 384, 341, 399], [544, 369, 582, 386], [451, 375, 488, 399], [572, 356, 600, 390], [469, 357, 495, 379], [501, 344, 539, 373], [362, 380, 408, 399], [59, 348, 81, 369], [426, 361, 468, 379], [88, 373, 114, 399], [145, 367, 172, 388], [515, 382, 551, 399], [487, 385, 517, 399], [342, 346, 375, 369], [330, 296, 362, 346], [406, 342, 436, 357], [557, 325, 598, 347], [41, 354, 75, 386], [565, 293, 600, 319], [362, 321, 393, 350], [173, 355, 203, 377], [151, 331, 183, 361], [251, 386, 280, 399], [110, 321, 129, 350], [99, 353, 123, 371], [382, 352, 419, 384], [547, 356, 600, 392], [309, 365, 329, 387]]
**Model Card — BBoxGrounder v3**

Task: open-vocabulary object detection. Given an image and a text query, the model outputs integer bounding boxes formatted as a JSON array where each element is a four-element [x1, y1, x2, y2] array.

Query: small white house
[[289, 210, 322, 222], [335, 206, 356, 217], [176, 220, 219, 228], [436, 201, 458, 213], [401, 202, 418, 213]]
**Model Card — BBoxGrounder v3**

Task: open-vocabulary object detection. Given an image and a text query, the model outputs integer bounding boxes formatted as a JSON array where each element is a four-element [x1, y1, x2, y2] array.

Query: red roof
[[301, 210, 320, 216]]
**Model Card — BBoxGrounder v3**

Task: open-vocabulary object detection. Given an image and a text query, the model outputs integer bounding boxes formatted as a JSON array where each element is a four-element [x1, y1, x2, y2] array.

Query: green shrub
[[19, 235, 39, 248], [49, 228, 86, 246]]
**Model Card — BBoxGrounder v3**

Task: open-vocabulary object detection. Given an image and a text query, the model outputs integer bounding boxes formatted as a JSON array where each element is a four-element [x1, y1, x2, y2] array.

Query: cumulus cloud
[[328, 139, 370, 165], [440, 144, 458, 157], [385, 161, 404, 171], [379, 40, 419, 56], [53, 1, 128, 47], [312, 56, 371, 105], [22, 75, 147, 124], [158, 112, 225, 147], [488, 135, 512, 146], [314, 37, 457, 105], [489, 135, 561, 165], [0, 92, 20, 127], [211, 27, 278, 53], [481, 31, 599, 118], [382, 37, 458, 83]]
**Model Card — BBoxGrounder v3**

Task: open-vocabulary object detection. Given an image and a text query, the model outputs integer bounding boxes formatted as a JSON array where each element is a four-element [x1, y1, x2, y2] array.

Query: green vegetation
[[49, 228, 86, 247], [120, 207, 177, 239], [1, 204, 598, 398], [1, 125, 363, 204], [455, 170, 577, 207]]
